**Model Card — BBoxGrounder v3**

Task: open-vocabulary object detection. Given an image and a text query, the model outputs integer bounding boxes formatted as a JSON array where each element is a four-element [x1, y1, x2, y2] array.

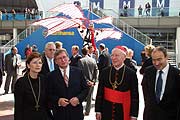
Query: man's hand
[[69, 97, 79, 107], [131, 117, 137, 120], [96, 113, 102, 120], [87, 81, 95, 87], [2, 72, 5, 76], [58, 98, 69, 107]]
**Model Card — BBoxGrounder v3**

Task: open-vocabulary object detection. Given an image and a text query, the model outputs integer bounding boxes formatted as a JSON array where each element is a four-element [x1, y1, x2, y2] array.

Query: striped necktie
[[63, 69, 69, 87]]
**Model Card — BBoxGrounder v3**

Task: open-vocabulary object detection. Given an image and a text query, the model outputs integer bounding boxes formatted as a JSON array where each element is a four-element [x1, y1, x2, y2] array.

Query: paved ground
[[0, 63, 144, 120]]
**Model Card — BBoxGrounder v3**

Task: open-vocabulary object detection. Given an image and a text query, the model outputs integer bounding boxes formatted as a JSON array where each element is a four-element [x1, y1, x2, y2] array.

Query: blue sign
[[89, 0, 104, 9], [119, 0, 135, 16], [152, 0, 169, 16]]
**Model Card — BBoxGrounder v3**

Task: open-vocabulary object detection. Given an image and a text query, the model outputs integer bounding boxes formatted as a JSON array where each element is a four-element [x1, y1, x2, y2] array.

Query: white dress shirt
[[59, 65, 70, 79], [155, 63, 169, 100]]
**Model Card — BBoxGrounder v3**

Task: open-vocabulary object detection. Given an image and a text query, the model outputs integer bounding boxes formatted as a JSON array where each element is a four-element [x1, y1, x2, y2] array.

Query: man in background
[[4, 46, 21, 94], [97, 43, 110, 77], [40, 42, 58, 75], [0, 52, 5, 88], [70, 45, 82, 67], [78, 47, 98, 116]]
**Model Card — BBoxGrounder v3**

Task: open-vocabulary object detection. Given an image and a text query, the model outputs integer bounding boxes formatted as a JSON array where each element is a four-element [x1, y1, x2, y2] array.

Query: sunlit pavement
[[0, 64, 144, 120]]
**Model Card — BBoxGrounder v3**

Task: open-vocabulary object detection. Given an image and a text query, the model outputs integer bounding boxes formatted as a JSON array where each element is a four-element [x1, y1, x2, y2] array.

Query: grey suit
[[0, 53, 4, 87], [78, 55, 98, 114], [4, 52, 21, 93]]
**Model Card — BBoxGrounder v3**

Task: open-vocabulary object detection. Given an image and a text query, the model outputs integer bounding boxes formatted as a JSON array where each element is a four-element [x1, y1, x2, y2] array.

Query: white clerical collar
[[114, 64, 124, 70]]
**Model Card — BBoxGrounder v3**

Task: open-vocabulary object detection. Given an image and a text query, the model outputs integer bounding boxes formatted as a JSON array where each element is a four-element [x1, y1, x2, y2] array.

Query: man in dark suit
[[39, 42, 58, 120], [0, 52, 5, 88], [4, 46, 21, 94], [78, 47, 98, 116], [69, 45, 82, 67], [47, 48, 89, 120], [97, 43, 111, 77], [40, 42, 58, 75], [142, 46, 180, 120]]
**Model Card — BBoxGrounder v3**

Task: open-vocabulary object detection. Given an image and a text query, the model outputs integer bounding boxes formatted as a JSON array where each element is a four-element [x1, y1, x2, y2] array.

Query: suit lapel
[[161, 65, 172, 101], [44, 57, 50, 72], [149, 67, 158, 102], [56, 69, 66, 85], [69, 67, 76, 87]]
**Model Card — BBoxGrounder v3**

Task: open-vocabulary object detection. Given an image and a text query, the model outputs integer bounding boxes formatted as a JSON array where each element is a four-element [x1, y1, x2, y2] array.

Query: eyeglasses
[[48, 49, 56, 51]]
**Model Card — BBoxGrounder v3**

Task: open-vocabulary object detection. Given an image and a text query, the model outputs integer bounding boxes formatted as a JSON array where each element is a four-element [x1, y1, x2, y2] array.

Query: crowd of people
[[120, 2, 169, 17], [0, 42, 180, 120], [0, 8, 42, 20]]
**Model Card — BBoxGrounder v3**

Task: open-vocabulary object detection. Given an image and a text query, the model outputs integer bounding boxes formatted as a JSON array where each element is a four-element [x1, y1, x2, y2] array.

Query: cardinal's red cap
[[115, 46, 127, 55]]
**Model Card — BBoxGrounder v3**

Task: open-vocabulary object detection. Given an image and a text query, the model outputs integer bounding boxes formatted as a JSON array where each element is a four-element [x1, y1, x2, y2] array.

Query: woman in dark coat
[[140, 44, 155, 75], [14, 52, 50, 120]]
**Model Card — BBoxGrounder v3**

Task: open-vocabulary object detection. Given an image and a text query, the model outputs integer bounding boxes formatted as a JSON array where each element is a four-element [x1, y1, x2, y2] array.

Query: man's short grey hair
[[45, 42, 56, 49]]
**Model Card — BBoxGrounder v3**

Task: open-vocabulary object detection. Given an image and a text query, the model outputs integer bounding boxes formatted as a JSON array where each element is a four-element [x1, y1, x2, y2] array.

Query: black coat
[[70, 54, 82, 67], [124, 58, 137, 72], [14, 74, 50, 120], [40, 55, 58, 76], [95, 66, 139, 120], [47, 66, 89, 120], [140, 57, 153, 74], [97, 50, 111, 76], [141, 65, 180, 120]]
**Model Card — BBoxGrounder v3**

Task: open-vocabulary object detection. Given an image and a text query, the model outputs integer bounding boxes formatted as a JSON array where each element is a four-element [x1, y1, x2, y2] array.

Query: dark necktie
[[156, 70, 163, 103], [63, 69, 69, 87], [13, 55, 17, 67]]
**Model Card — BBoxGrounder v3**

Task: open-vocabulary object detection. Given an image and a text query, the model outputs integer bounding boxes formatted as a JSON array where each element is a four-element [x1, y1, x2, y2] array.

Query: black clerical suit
[[95, 65, 139, 120]]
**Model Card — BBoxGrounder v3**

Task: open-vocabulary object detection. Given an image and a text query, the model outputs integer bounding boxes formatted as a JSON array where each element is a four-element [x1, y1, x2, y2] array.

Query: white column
[[176, 27, 180, 68], [13, 28, 17, 39], [13, 28, 18, 45]]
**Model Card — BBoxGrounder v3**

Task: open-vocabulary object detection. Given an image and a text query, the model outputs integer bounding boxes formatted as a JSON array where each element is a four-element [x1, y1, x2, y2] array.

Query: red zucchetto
[[115, 46, 127, 55]]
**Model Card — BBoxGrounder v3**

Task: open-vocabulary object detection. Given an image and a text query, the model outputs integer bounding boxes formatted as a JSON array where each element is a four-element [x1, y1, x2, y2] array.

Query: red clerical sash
[[104, 87, 131, 120]]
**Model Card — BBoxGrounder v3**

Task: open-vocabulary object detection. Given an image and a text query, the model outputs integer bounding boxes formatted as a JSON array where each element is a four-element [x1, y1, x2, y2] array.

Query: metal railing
[[0, 25, 39, 53], [119, 7, 180, 17], [94, 8, 152, 45], [94, 8, 177, 66]]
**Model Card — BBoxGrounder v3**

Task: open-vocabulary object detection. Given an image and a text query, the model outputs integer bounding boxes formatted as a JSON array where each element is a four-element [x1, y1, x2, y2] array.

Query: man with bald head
[[95, 46, 139, 120]]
